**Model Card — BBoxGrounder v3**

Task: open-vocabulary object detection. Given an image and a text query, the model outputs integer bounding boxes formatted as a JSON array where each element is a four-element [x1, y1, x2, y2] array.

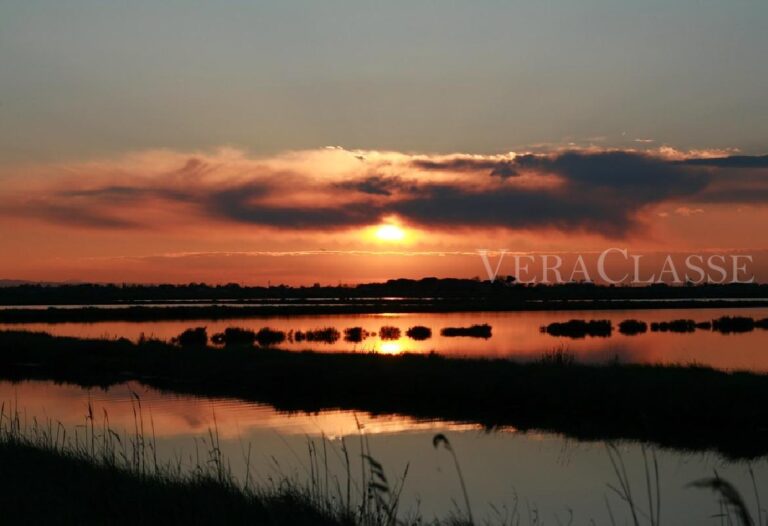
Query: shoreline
[[1, 298, 767, 323]]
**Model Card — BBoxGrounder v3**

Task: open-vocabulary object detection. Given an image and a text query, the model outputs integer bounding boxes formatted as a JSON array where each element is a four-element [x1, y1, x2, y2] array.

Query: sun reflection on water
[[379, 341, 403, 355]]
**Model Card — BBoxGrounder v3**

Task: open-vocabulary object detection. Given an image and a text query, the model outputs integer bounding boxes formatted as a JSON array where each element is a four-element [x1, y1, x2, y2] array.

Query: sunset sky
[[1, 1, 766, 284]]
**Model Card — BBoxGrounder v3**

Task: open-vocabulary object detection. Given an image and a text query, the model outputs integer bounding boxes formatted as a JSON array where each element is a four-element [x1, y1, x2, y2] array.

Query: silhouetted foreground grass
[[2, 330, 768, 458], [0, 441, 348, 526]]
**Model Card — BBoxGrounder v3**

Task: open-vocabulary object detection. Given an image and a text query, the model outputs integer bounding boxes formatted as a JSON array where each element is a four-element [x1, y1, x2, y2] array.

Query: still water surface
[[3, 307, 768, 371], [1, 379, 764, 524]]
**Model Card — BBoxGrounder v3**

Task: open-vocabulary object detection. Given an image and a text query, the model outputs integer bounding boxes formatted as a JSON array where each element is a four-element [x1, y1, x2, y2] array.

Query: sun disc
[[375, 224, 406, 242]]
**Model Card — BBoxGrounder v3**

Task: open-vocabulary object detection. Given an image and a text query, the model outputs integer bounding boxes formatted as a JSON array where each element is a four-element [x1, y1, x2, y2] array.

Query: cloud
[[334, 175, 413, 196], [674, 207, 704, 216], [411, 156, 520, 179], [677, 155, 768, 168], [390, 183, 637, 236], [28, 203, 141, 229], [206, 183, 377, 228], [384, 151, 713, 235], [1, 148, 766, 238]]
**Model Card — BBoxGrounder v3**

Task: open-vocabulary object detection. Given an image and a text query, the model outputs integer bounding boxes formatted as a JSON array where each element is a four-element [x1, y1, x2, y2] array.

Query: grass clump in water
[[295, 328, 341, 344], [256, 327, 286, 347], [378, 326, 401, 340], [440, 324, 492, 339], [542, 320, 611, 339], [172, 327, 208, 348], [343, 327, 368, 343], [618, 319, 648, 336], [212, 327, 257, 347], [406, 325, 432, 341]]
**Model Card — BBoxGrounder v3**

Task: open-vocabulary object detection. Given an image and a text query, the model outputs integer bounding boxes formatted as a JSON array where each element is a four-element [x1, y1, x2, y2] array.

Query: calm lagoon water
[[3, 307, 768, 371], [5, 308, 767, 521], [1, 379, 765, 524]]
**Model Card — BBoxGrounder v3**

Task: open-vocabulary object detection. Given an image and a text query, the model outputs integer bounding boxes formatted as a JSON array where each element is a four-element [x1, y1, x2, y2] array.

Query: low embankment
[[2, 298, 768, 323], [2, 330, 767, 458]]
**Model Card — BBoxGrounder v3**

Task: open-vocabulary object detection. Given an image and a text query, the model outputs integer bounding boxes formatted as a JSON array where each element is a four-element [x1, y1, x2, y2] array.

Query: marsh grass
[[256, 327, 287, 347], [605, 443, 768, 526], [542, 320, 612, 339], [345, 327, 370, 343], [0, 397, 414, 525], [406, 326, 432, 341], [440, 324, 492, 339], [538, 348, 576, 366], [618, 319, 648, 336], [1, 399, 767, 525], [295, 327, 342, 344], [712, 316, 759, 334], [4, 330, 768, 458], [172, 326, 208, 347], [650, 320, 696, 333], [379, 326, 402, 341]]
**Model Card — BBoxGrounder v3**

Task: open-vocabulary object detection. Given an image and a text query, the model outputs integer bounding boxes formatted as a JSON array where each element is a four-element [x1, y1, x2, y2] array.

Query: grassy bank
[[0, 418, 764, 526], [0, 441, 351, 526], [0, 399, 409, 526], [2, 298, 768, 323], [2, 331, 768, 458], [0, 395, 446, 526]]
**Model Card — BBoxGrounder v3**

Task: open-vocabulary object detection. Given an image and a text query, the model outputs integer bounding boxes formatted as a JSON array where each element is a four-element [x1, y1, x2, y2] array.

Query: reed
[[1, 401, 765, 525]]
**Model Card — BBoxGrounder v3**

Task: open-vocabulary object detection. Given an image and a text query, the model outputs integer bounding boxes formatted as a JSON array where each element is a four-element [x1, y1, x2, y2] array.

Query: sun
[[374, 223, 406, 242]]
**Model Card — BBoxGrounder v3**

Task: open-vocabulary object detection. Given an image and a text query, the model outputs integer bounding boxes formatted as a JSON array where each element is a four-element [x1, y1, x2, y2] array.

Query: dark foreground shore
[[0, 441, 347, 526], [2, 330, 768, 459]]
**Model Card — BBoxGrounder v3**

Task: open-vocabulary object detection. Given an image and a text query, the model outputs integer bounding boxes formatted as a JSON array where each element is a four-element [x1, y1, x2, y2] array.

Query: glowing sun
[[374, 223, 406, 242]]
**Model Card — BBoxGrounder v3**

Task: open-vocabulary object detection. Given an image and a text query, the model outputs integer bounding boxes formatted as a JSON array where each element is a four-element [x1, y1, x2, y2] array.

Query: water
[[3, 307, 768, 372], [1, 379, 764, 524]]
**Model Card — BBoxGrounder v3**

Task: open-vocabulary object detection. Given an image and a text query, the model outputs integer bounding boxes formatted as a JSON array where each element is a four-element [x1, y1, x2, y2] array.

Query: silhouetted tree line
[[1, 279, 767, 305]]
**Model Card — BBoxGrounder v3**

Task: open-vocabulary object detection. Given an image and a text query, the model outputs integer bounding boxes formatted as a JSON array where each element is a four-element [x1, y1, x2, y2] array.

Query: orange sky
[[0, 146, 766, 284]]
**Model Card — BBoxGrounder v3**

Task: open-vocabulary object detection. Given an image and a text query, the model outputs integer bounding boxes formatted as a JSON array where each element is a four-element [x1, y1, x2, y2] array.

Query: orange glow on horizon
[[0, 147, 766, 284]]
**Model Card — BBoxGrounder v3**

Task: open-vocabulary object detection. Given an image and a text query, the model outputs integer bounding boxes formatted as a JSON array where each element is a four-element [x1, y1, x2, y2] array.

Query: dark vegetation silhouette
[[0, 441, 347, 526], [378, 326, 401, 340], [540, 316, 768, 339], [650, 319, 696, 333], [618, 319, 648, 335], [3, 330, 768, 459], [294, 328, 340, 344], [256, 327, 286, 347], [440, 324, 492, 339], [538, 348, 576, 366], [542, 320, 612, 338], [2, 280, 767, 305], [0, 406, 760, 526], [3, 298, 768, 323], [343, 327, 368, 343], [713, 316, 759, 334], [172, 327, 208, 348], [405, 325, 432, 341], [212, 327, 256, 347]]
